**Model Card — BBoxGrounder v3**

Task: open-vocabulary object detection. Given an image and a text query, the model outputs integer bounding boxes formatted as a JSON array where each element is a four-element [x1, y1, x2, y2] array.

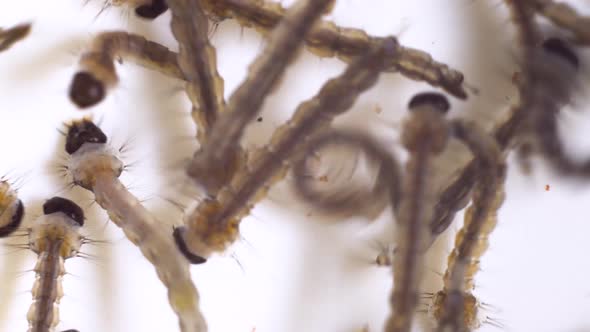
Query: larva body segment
[[69, 32, 183, 109], [64, 119, 207, 332], [27, 197, 85, 332], [175, 38, 394, 261], [166, 0, 226, 143], [186, 0, 337, 196], [432, 120, 505, 332], [199, 0, 467, 99], [385, 93, 451, 332]]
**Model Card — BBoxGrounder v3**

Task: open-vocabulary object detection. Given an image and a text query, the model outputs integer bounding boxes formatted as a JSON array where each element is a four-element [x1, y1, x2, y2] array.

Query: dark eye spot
[[65, 119, 107, 154], [0, 200, 24, 237], [43, 196, 84, 226], [69, 72, 105, 109], [135, 0, 169, 19], [542, 38, 579, 69], [173, 227, 207, 264], [408, 92, 450, 114]]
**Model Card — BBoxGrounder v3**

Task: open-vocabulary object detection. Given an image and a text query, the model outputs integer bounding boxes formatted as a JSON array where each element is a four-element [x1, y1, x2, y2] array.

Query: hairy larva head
[[135, 0, 169, 19], [0, 180, 24, 237], [65, 118, 107, 154], [43, 196, 85, 227], [65, 119, 123, 190], [69, 72, 106, 109], [29, 197, 84, 258]]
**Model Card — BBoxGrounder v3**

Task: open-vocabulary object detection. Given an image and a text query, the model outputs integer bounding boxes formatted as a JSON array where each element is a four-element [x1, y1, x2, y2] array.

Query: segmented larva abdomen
[[179, 39, 394, 260], [0, 23, 31, 52], [27, 243, 65, 332], [167, 0, 226, 141], [69, 32, 183, 108], [443, 185, 505, 292], [200, 0, 467, 99]]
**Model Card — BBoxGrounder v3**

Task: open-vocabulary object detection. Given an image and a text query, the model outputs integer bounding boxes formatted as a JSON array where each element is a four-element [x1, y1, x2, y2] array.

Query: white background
[[1, 0, 590, 331]]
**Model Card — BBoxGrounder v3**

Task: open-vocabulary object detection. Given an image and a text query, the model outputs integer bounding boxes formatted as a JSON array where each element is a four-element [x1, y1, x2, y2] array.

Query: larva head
[[65, 118, 123, 190], [29, 197, 84, 258], [135, 0, 169, 19], [542, 38, 579, 69], [43, 196, 85, 227], [69, 71, 106, 109], [65, 118, 107, 155], [402, 92, 450, 154]]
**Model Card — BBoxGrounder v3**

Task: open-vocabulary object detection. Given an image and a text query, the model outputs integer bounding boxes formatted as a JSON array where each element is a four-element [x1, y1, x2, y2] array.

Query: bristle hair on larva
[[27, 196, 85, 332], [63, 118, 207, 332]]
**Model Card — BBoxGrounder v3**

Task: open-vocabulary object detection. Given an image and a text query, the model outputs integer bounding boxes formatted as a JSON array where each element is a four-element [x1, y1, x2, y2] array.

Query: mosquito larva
[[68, 31, 183, 108], [26, 196, 85, 332], [431, 120, 505, 332], [385, 92, 451, 332], [166, 0, 226, 143], [174, 38, 394, 262], [428, 0, 537, 240], [200, 0, 468, 99], [186, 0, 335, 196], [63, 118, 207, 332], [0, 23, 31, 52], [0, 178, 25, 237], [525, 0, 590, 44]]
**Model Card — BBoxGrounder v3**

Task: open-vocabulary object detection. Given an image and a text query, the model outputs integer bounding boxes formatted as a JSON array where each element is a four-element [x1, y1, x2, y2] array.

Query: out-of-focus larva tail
[[0, 23, 31, 52]]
